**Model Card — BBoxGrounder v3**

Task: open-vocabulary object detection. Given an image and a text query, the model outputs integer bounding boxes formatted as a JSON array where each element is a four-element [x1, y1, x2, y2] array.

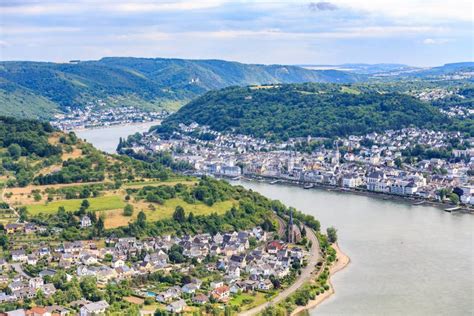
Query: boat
[[413, 201, 425, 206], [444, 206, 460, 213], [303, 183, 314, 189], [270, 180, 280, 185]]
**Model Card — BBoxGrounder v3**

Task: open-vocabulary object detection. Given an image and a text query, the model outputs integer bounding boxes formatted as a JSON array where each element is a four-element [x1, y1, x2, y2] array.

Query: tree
[[449, 193, 460, 205], [96, 217, 104, 236], [123, 204, 134, 216], [137, 211, 147, 228], [173, 205, 186, 222], [7, 144, 21, 160], [0, 235, 8, 250], [18, 206, 28, 222], [188, 212, 195, 223], [327, 227, 338, 244], [81, 199, 90, 209], [168, 244, 185, 263]]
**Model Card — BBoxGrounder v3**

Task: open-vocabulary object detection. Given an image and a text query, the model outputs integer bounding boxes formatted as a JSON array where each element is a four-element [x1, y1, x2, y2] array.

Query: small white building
[[81, 216, 92, 228], [80, 300, 109, 316]]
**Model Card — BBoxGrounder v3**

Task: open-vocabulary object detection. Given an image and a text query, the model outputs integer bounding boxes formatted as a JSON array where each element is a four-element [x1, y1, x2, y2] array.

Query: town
[[51, 103, 168, 131], [126, 123, 474, 209], [0, 218, 315, 315]]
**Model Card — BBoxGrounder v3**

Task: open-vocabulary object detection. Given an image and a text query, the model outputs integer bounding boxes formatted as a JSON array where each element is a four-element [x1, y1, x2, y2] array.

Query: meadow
[[25, 195, 125, 215]]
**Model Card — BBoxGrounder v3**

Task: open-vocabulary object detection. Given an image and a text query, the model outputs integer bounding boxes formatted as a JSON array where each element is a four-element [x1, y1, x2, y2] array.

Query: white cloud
[[0, 0, 228, 15], [332, 0, 472, 22], [422, 38, 452, 45]]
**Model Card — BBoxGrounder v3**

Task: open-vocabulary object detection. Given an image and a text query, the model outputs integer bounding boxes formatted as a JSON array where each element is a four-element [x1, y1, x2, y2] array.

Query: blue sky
[[0, 0, 472, 66]]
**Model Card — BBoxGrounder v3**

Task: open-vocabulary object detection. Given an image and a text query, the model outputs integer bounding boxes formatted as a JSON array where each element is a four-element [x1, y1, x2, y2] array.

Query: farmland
[[25, 195, 125, 215]]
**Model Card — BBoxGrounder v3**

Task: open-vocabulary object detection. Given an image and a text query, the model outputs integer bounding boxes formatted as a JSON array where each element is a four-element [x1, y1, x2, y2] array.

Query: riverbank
[[291, 243, 350, 316], [227, 175, 473, 214], [71, 120, 161, 132]]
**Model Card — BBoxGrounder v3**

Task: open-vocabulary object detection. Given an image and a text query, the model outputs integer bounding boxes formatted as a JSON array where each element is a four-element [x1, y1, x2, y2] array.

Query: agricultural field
[[25, 195, 125, 215], [103, 197, 236, 229]]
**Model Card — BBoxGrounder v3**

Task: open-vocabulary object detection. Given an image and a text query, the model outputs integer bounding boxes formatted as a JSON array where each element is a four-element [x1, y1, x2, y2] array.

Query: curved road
[[240, 225, 320, 316]]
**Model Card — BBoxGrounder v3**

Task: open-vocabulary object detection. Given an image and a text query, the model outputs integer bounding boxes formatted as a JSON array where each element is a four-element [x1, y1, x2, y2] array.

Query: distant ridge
[[0, 57, 364, 119]]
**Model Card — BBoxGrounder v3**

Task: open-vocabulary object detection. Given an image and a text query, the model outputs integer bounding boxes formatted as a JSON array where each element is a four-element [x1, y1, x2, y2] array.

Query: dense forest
[[0, 57, 363, 119], [159, 83, 472, 140]]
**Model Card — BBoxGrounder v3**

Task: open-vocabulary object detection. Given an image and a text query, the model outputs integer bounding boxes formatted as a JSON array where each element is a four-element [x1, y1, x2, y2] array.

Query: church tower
[[287, 209, 294, 243]]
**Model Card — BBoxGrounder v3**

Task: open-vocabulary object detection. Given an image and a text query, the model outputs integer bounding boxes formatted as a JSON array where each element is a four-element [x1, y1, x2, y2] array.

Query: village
[[128, 123, 474, 208], [0, 219, 310, 315], [51, 103, 168, 131]]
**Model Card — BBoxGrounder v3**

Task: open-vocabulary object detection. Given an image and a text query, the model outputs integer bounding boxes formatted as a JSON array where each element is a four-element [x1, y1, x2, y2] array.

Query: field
[[229, 292, 268, 311], [25, 195, 125, 215], [103, 198, 236, 229]]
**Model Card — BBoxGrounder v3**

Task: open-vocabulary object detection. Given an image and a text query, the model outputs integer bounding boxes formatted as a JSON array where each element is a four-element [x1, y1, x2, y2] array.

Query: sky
[[0, 0, 473, 66]]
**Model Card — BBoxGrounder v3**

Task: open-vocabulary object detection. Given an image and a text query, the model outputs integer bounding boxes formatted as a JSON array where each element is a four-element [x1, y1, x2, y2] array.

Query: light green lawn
[[25, 195, 125, 215]]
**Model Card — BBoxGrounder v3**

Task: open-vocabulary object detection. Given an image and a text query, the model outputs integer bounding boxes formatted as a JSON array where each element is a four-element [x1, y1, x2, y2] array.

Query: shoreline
[[227, 176, 473, 214], [70, 120, 161, 132], [291, 243, 350, 316]]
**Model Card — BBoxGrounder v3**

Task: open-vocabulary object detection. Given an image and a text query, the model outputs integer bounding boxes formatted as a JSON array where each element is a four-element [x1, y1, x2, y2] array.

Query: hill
[[0, 57, 363, 119], [0, 116, 322, 238], [159, 83, 453, 140]]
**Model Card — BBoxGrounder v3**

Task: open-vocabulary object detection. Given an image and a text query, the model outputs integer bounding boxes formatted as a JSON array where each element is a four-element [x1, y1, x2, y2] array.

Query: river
[[78, 124, 473, 316], [74, 121, 160, 153], [232, 180, 473, 316]]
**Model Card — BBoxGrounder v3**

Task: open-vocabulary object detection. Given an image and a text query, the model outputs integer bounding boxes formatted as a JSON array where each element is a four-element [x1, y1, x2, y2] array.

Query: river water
[[232, 180, 473, 316], [77, 124, 474, 316], [74, 121, 160, 153]]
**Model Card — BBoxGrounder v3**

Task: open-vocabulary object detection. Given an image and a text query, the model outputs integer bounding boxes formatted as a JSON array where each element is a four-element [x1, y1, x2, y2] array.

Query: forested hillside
[[0, 57, 363, 119], [0, 116, 321, 238], [160, 83, 470, 140]]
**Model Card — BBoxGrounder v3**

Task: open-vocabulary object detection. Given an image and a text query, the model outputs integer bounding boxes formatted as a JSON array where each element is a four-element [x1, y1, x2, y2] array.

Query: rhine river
[[74, 121, 160, 153], [77, 124, 473, 316]]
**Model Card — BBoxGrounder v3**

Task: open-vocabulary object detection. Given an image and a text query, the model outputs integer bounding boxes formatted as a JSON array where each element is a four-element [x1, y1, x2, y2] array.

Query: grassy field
[[25, 195, 125, 215], [103, 197, 236, 229], [341, 86, 361, 94], [230, 292, 267, 311]]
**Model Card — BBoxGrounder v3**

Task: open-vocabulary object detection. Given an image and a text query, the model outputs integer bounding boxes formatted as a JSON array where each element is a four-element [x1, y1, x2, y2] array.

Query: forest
[[160, 83, 473, 141]]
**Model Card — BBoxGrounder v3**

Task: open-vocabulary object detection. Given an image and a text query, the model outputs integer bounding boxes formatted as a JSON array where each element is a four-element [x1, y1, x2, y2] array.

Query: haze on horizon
[[0, 0, 473, 67]]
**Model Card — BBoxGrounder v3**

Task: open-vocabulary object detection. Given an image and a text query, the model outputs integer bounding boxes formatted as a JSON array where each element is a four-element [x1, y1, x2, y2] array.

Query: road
[[11, 263, 31, 279], [240, 225, 321, 316]]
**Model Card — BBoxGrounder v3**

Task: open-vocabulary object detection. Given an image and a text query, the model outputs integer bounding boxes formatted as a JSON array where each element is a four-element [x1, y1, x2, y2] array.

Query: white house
[[81, 216, 92, 228], [80, 300, 109, 316]]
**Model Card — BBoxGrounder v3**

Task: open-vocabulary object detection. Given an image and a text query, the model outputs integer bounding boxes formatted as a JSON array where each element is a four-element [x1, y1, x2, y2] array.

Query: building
[[166, 299, 187, 313], [81, 216, 92, 228], [80, 300, 109, 316]]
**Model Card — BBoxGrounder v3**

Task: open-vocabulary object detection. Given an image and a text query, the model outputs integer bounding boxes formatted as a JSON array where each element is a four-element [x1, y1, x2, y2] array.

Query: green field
[[230, 292, 268, 311], [25, 195, 125, 215]]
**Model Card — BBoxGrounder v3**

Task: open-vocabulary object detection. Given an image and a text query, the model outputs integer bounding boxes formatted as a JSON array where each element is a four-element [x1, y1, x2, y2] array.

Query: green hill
[[0, 57, 363, 119], [160, 83, 454, 140]]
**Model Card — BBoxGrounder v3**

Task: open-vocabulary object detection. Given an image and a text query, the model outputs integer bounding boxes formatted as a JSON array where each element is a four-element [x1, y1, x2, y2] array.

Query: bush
[[123, 204, 134, 216]]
